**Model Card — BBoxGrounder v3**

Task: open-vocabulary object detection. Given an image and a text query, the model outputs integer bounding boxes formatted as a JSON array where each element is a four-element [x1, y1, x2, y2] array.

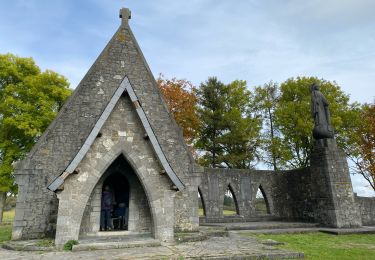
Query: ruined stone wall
[[198, 138, 363, 227], [355, 196, 375, 226], [198, 168, 312, 222], [270, 168, 315, 221]]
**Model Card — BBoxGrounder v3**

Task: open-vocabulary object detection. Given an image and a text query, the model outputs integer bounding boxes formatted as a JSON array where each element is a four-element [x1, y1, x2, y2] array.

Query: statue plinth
[[310, 138, 362, 228]]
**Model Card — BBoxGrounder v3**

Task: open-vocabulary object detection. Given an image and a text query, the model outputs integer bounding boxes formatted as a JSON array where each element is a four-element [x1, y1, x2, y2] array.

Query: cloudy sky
[[0, 0, 374, 195]]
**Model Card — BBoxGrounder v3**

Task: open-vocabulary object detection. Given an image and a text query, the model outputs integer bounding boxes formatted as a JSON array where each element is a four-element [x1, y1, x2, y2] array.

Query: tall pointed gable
[[17, 8, 193, 191]]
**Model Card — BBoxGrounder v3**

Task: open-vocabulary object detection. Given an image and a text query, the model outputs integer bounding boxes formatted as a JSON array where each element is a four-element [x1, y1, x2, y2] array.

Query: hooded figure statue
[[310, 83, 334, 139]]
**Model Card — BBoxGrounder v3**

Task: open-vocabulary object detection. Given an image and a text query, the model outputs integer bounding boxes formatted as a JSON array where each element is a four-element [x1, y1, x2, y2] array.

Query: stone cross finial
[[119, 8, 131, 25]]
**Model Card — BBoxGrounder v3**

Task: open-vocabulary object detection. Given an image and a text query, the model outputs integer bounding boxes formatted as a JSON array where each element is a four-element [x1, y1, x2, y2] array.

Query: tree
[[195, 77, 227, 167], [350, 103, 375, 190], [274, 76, 361, 169], [0, 53, 72, 222], [196, 77, 261, 168], [253, 82, 286, 170], [219, 80, 262, 168], [156, 74, 200, 145]]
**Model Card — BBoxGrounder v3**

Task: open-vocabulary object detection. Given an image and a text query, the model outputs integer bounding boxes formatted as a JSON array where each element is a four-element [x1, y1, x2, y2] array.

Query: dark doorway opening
[[101, 171, 129, 231]]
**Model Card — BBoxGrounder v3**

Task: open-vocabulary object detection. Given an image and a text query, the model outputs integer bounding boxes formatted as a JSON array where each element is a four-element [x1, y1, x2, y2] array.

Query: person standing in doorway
[[100, 185, 115, 231]]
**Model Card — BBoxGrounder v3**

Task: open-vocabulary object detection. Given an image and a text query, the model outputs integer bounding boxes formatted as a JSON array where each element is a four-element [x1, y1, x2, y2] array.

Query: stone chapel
[[11, 8, 374, 248]]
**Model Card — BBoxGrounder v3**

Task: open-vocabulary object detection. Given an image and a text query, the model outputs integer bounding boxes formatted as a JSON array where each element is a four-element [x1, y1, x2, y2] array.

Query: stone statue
[[310, 83, 334, 139]]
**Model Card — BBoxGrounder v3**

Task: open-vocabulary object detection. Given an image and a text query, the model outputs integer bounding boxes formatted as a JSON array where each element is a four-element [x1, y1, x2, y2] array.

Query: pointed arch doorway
[[100, 171, 130, 231], [80, 155, 153, 235]]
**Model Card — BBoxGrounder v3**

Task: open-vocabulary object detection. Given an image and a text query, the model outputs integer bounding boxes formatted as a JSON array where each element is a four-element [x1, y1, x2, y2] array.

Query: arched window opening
[[255, 185, 271, 215], [198, 188, 206, 216], [223, 185, 239, 216]]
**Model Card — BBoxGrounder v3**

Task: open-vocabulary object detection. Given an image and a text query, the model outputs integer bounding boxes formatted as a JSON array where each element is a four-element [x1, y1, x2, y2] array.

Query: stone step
[[85, 231, 151, 237], [202, 221, 320, 231], [200, 216, 280, 224], [175, 229, 229, 243], [72, 238, 161, 252], [319, 226, 375, 235]]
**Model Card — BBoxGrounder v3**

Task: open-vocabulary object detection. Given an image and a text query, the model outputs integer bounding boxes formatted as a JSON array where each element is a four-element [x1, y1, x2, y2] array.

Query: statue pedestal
[[310, 138, 362, 228]]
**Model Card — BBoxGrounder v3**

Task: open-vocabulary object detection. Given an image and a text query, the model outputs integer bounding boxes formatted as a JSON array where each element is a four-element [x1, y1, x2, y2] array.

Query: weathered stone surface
[[355, 195, 375, 226], [12, 8, 198, 244], [54, 96, 179, 247], [310, 139, 362, 228], [198, 139, 366, 227], [1, 231, 304, 259], [11, 7, 371, 251]]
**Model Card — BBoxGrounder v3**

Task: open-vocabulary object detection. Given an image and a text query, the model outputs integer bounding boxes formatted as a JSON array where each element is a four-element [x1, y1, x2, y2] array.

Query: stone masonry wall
[[13, 9, 197, 240], [198, 168, 313, 223], [270, 168, 315, 221], [199, 141, 363, 227], [54, 96, 176, 246], [310, 139, 362, 227], [355, 196, 375, 226]]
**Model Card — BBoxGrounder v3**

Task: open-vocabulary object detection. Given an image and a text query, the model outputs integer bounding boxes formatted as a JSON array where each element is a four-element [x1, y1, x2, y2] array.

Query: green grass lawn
[[245, 232, 375, 260], [0, 209, 14, 243], [198, 208, 236, 216], [3, 209, 15, 223], [223, 209, 236, 216]]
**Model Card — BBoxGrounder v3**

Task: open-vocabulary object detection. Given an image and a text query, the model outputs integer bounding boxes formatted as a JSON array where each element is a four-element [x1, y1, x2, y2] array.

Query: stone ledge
[[72, 238, 161, 252]]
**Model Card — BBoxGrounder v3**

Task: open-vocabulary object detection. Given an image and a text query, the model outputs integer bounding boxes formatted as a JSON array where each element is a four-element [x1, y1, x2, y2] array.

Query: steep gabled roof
[[48, 76, 184, 191], [16, 8, 193, 190]]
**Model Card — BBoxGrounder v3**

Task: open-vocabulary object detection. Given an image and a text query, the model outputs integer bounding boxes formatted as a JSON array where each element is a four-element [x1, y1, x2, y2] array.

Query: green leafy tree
[[195, 77, 227, 167], [220, 80, 262, 168], [0, 53, 72, 222], [196, 77, 261, 168], [274, 76, 361, 169], [253, 81, 286, 170]]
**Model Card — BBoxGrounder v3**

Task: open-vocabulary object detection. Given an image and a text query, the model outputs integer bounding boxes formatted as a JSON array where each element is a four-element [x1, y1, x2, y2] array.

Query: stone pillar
[[310, 138, 362, 228]]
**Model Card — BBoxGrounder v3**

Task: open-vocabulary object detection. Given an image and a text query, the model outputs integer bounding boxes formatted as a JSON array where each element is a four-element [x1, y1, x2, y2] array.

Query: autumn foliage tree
[[156, 74, 200, 145], [353, 103, 375, 190]]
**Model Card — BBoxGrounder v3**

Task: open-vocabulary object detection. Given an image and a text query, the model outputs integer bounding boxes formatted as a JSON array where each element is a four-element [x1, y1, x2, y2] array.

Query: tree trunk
[[0, 192, 5, 223], [268, 107, 278, 171]]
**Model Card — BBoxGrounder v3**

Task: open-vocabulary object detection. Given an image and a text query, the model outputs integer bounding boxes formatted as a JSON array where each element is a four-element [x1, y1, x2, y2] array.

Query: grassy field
[[0, 209, 14, 243], [245, 232, 375, 260], [198, 208, 236, 216]]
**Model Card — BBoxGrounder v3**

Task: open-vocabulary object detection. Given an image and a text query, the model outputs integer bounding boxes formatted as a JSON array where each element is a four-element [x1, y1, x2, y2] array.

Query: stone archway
[[198, 187, 206, 217], [223, 184, 240, 216], [79, 155, 153, 236], [54, 140, 175, 247], [101, 169, 131, 231]]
